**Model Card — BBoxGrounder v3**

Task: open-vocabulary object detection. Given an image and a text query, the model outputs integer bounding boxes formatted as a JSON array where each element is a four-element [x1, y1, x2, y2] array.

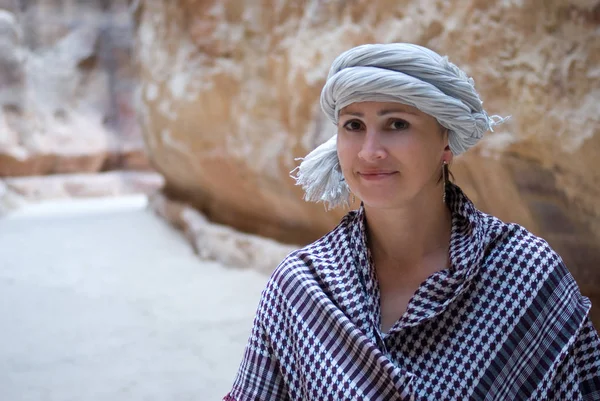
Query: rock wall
[[0, 0, 148, 177], [133, 1, 600, 325]]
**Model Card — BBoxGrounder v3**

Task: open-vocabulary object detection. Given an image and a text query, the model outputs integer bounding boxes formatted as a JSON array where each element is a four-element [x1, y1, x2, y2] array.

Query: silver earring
[[442, 161, 449, 204]]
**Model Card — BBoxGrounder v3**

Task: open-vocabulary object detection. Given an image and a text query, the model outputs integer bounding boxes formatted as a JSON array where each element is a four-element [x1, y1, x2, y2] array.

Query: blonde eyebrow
[[339, 111, 364, 117]]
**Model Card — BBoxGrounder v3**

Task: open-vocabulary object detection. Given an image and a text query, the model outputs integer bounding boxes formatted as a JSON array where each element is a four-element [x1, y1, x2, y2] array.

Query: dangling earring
[[442, 161, 449, 204], [347, 192, 356, 206]]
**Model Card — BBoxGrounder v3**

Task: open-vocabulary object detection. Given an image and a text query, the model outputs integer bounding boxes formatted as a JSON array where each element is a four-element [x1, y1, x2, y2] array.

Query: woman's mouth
[[357, 171, 398, 181]]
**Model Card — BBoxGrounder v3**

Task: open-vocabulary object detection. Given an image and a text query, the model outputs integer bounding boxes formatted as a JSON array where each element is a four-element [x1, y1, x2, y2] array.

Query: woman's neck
[[364, 185, 452, 274]]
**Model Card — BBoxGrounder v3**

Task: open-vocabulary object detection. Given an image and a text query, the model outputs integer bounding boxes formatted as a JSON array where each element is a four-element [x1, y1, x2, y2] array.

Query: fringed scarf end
[[289, 135, 350, 210]]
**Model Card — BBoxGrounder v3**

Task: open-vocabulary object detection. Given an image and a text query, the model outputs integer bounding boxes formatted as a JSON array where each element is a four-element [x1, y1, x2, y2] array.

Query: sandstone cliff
[[0, 0, 148, 177], [133, 1, 600, 324]]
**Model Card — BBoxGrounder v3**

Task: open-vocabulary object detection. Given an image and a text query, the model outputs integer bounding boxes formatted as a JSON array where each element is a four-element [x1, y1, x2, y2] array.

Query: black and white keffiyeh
[[225, 183, 600, 400]]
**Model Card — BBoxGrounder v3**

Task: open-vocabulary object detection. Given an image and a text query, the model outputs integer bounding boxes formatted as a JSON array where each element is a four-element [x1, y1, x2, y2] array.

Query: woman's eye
[[390, 120, 409, 130], [343, 120, 363, 131]]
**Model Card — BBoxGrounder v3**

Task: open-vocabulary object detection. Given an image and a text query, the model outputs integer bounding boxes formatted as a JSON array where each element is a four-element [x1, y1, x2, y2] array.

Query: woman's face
[[336, 101, 452, 209]]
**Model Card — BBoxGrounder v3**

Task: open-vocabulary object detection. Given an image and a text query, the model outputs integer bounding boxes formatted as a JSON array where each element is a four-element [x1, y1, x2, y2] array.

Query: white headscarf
[[291, 43, 508, 209]]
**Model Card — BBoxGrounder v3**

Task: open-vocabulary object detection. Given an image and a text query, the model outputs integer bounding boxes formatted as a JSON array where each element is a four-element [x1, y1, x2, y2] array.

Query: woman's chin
[[358, 195, 401, 209]]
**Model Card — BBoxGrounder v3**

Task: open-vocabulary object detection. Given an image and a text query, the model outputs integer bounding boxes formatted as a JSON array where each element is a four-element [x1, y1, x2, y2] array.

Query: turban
[[291, 43, 508, 209]]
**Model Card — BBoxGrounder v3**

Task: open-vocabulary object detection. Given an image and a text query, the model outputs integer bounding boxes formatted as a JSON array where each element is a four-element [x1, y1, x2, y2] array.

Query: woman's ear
[[441, 128, 454, 164], [443, 145, 454, 164]]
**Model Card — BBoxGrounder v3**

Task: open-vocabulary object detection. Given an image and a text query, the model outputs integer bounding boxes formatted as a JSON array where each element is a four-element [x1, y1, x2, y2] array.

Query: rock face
[[133, 1, 600, 325], [0, 171, 164, 217], [0, 1, 149, 177], [148, 191, 297, 275]]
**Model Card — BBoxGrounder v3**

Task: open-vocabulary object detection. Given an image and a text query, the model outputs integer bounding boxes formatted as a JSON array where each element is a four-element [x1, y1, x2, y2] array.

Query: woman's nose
[[358, 130, 387, 161]]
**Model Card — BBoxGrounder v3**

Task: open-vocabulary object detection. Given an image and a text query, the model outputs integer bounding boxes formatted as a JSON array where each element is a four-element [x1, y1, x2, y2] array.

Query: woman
[[224, 43, 600, 400]]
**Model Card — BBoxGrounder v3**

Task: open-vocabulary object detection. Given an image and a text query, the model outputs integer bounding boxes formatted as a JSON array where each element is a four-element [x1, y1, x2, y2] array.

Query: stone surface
[[134, 1, 600, 325], [148, 191, 298, 274], [0, 2, 150, 177], [0, 171, 164, 216]]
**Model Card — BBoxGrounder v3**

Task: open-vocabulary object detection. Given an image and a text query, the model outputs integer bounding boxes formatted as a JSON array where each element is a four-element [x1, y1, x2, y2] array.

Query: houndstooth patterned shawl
[[225, 184, 600, 400]]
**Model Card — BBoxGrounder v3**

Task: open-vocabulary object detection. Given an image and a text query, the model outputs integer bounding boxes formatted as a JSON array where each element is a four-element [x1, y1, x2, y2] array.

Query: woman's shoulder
[[452, 184, 564, 278], [479, 210, 560, 265], [477, 211, 589, 309], [264, 209, 360, 295]]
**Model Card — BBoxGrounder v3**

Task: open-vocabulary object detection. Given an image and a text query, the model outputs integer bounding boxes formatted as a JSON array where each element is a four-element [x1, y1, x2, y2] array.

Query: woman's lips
[[357, 171, 398, 181]]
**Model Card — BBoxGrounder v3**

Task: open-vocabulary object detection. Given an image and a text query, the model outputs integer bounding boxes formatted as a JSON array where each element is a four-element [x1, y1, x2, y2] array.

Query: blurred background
[[0, 0, 598, 399]]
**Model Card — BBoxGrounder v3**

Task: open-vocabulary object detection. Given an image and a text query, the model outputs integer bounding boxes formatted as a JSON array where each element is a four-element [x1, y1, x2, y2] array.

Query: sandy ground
[[0, 196, 270, 401]]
